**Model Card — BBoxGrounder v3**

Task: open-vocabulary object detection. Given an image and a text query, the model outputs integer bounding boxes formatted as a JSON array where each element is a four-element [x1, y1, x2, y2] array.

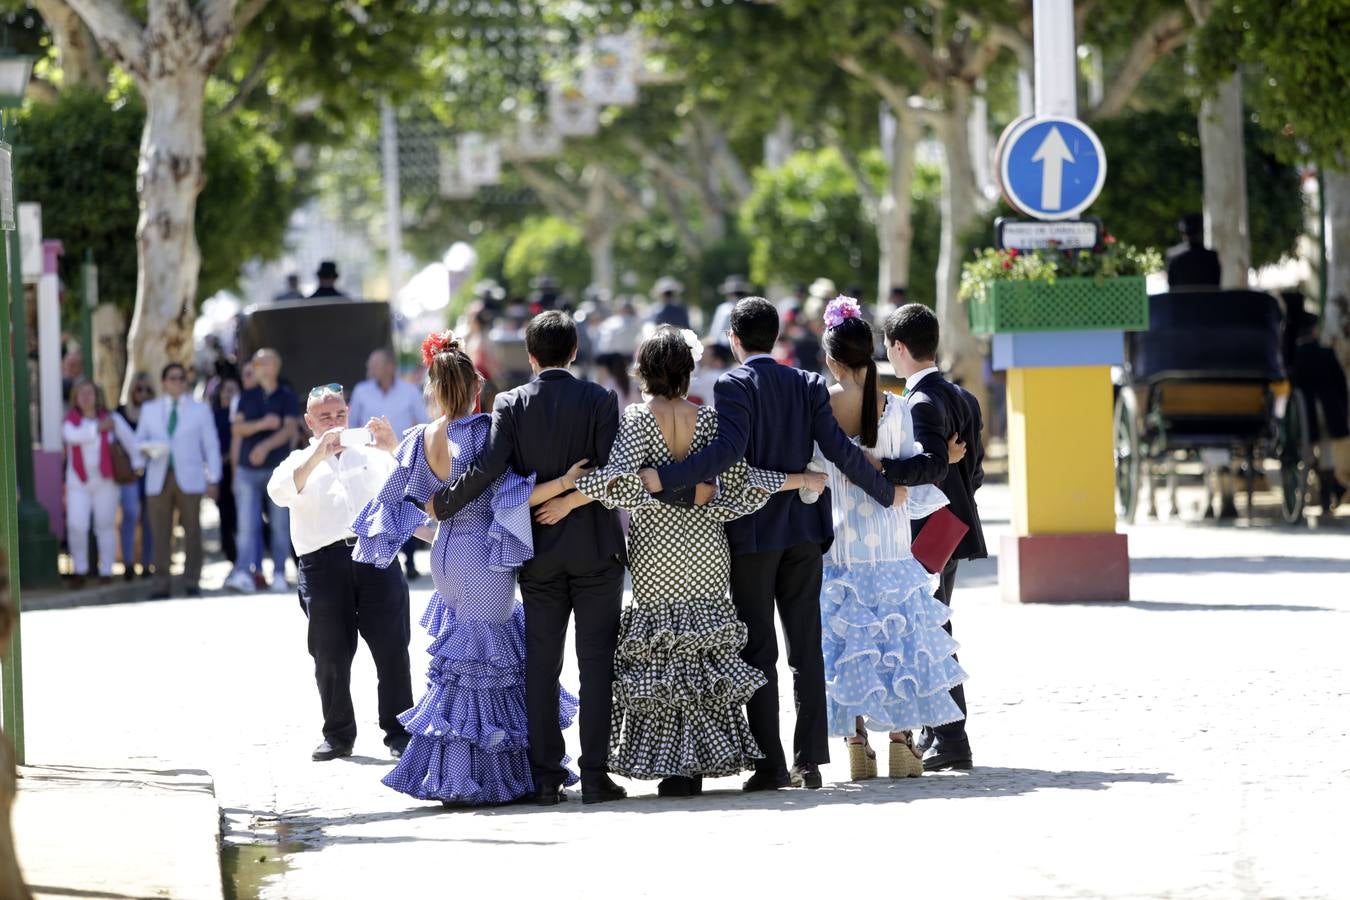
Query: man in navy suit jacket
[[640, 297, 895, 791]]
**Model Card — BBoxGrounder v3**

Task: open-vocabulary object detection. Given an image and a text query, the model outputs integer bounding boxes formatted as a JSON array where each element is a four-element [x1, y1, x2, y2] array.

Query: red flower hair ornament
[[421, 331, 462, 367]]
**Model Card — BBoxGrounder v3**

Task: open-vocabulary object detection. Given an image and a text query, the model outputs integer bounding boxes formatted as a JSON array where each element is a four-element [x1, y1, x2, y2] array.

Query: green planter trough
[[968, 275, 1149, 336]]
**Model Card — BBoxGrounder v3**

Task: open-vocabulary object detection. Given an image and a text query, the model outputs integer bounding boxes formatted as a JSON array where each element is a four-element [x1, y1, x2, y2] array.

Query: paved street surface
[[15, 482, 1350, 899]]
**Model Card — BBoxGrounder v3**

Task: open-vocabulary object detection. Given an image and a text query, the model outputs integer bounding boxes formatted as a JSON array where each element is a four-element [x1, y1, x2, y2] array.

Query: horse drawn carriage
[[235, 297, 394, 406], [1113, 289, 1314, 524]]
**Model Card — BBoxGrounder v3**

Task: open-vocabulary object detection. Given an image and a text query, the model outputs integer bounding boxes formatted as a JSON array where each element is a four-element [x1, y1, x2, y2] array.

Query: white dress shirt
[[904, 365, 940, 394], [135, 395, 222, 496], [348, 378, 429, 439], [266, 438, 398, 556]]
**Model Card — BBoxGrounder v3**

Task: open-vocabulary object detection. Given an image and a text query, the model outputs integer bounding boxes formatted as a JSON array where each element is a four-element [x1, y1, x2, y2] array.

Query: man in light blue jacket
[[136, 363, 222, 598]]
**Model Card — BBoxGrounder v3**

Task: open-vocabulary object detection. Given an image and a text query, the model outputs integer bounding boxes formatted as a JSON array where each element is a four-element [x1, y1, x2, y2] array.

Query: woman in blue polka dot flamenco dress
[[352, 332, 586, 806], [815, 298, 967, 780]]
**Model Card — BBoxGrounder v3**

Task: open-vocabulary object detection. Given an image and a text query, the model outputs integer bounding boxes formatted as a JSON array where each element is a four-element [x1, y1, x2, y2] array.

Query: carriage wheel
[[1279, 388, 1312, 524], [1114, 387, 1141, 523]]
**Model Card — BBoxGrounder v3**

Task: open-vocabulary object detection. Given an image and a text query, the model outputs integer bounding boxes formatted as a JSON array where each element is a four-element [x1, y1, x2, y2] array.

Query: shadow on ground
[[229, 767, 1174, 849]]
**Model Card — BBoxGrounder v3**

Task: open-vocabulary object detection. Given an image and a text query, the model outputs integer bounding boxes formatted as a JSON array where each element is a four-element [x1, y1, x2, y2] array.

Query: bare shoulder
[[422, 419, 447, 459]]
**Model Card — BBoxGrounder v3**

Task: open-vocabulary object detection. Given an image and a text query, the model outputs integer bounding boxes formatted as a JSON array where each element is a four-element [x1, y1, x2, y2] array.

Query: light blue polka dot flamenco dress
[[817, 395, 968, 736], [352, 414, 579, 805]]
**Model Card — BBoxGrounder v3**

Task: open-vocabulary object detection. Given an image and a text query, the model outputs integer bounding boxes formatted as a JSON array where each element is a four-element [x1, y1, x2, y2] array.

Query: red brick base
[[999, 533, 1131, 603]]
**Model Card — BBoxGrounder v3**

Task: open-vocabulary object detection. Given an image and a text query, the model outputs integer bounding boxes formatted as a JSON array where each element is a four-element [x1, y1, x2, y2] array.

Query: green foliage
[[1192, 0, 1350, 166], [738, 147, 941, 306], [959, 242, 1163, 304], [1091, 108, 1303, 267], [739, 147, 878, 294], [501, 216, 590, 296], [13, 88, 297, 321], [13, 88, 140, 318]]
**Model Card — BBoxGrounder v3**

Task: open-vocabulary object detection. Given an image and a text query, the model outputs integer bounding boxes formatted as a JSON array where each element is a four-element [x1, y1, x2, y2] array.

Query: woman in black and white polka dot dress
[[571, 326, 827, 797]]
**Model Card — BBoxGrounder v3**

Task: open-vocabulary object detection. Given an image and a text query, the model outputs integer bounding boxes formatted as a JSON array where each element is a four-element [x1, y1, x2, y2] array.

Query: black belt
[[305, 536, 358, 557]]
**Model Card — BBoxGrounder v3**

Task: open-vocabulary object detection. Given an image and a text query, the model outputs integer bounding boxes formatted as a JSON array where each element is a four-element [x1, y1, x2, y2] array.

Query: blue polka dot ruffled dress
[[818, 395, 967, 735], [353, 415, 579, 804]]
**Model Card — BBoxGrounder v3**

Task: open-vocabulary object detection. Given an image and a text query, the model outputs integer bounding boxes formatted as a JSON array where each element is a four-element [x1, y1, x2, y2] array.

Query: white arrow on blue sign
[[996, 115, 1107, 222]]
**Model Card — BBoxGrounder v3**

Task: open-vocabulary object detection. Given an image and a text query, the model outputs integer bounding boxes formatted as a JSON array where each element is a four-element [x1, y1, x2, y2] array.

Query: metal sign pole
[[0, 137, 25, 763]]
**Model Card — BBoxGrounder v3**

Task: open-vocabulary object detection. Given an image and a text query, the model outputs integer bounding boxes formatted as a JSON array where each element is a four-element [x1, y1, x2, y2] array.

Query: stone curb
[[15, 764, 224, 900]]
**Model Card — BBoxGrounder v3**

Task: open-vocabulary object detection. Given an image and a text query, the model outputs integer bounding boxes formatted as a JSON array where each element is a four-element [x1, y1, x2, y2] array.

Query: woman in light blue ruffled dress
[[815, 299, 968, 780], [351, 332, 587, 806]]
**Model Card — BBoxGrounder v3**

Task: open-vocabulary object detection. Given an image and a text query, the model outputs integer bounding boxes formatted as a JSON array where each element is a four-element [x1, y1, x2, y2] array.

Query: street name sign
[[997, 115, 1106, 221], [995, 217, 1100, 250]]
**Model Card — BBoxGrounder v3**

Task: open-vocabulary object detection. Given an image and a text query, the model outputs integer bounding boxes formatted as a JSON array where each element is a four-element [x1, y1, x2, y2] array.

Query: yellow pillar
[[1007, 365, 1117, 536]]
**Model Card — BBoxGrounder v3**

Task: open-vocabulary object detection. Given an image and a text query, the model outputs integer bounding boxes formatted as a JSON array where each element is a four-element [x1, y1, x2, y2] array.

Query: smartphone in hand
[[340, 427, 373, 448]]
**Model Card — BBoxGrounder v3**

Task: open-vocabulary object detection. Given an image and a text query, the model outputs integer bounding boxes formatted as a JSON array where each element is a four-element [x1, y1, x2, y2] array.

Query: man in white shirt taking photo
[[267, 383, 414, 762]]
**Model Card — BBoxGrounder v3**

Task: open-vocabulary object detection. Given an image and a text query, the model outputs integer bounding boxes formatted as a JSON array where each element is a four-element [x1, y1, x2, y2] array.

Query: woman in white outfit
[[63, 379, 139, 585], [813, 299, 967, 780]]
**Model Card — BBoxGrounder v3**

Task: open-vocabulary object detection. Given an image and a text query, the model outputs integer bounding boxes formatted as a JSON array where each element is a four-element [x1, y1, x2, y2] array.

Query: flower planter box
[[968, 275, 1149, 336]]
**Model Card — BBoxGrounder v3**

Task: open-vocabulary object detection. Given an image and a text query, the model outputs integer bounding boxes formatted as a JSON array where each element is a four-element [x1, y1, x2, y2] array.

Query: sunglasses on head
[[309, 383, 343, 398]]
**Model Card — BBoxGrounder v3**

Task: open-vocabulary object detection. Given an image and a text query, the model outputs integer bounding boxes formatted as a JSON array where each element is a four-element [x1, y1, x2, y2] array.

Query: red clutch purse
[[911, 507, 969, 575]]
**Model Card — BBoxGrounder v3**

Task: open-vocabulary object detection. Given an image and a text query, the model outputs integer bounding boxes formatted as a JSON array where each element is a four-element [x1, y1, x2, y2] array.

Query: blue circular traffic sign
[[996, 115, 1107, 221]]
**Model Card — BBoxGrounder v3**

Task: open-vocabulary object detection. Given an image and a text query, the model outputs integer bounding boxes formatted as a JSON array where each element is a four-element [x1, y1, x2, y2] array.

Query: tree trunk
[[1199, 70, 1251, 288], [876, 105, 919, 305], [1324, 165, 1350, 367], [586, 223, 616, 296], [122, 71, 207, 403], [33, 0, 104, 89], [1325, 167, 1350, 307], [935, 82, 988, 415]]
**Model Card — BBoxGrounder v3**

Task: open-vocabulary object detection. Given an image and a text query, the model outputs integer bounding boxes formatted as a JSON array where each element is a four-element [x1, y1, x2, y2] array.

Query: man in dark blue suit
[[878, 304, 986, 772], [640, 298, 896, 790]]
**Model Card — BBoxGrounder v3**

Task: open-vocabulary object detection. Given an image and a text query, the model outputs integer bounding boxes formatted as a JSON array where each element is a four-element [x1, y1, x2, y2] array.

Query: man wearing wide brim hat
[[308, 261, 349, 300], [709, 275, 755, 345], [648, 275, 692, 330]]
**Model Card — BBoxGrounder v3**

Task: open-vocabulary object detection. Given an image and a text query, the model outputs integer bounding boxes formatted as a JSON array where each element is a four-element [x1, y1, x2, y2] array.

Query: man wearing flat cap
[[308, 261, 349, 299]]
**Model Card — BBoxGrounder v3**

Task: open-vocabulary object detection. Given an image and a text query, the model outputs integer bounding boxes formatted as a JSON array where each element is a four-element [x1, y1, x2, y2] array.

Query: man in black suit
[[1166, 213, 1222, 290], [639, 298, 896, 791], [427, 312, 628, 805], [879, 304, 987, 771]]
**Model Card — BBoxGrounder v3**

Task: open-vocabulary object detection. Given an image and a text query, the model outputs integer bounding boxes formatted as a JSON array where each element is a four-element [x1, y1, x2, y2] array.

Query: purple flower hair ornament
[[823, 296, 862, 329]]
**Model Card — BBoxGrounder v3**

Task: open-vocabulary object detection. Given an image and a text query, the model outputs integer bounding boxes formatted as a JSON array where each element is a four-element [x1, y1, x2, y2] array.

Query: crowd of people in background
[[50, 250, 1347, 590]]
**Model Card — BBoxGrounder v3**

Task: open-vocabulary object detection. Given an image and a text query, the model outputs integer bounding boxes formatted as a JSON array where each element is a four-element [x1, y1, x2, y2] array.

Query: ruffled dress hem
[[821, 560, 968, 736]]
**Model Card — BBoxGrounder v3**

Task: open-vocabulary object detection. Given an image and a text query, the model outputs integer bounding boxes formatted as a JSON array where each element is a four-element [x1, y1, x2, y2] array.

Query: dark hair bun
[[637, 326, 695, 399]]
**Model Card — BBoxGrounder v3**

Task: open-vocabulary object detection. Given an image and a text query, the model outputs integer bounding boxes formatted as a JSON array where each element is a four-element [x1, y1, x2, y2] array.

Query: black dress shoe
[[387, 737, 410, 759], [742, 769, 791, 792], [581, 775, 627, 805], [922, 743, 973, 772], [185, 586, 201, 598], [149, 590, 170, 600], [533, 783, 566, 806], [790, 764, 823, 789], [657, 775, 703, 797], [311, 740, 353, 762]]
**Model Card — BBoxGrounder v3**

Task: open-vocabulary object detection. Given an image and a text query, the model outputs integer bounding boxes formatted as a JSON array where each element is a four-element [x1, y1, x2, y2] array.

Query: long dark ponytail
[[823, 312, 880, 448]]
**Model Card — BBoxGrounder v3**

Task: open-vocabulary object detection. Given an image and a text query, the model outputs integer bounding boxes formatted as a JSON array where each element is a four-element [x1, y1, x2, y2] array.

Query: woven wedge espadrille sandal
[[847, 741, 878, 780], [889, 731, 924, 778]]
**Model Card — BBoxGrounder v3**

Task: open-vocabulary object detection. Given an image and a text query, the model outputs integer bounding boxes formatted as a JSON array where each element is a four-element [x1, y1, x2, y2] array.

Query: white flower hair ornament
[[680, 328, 705, 364], [823, 296, 863, 329]]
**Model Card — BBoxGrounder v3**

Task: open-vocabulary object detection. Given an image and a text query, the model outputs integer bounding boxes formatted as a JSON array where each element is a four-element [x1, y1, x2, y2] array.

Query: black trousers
[[519, 556, 624, 787], [297, 541, 413, 748], [729, 541, 828, 774], [930, 558, 969, 746]]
